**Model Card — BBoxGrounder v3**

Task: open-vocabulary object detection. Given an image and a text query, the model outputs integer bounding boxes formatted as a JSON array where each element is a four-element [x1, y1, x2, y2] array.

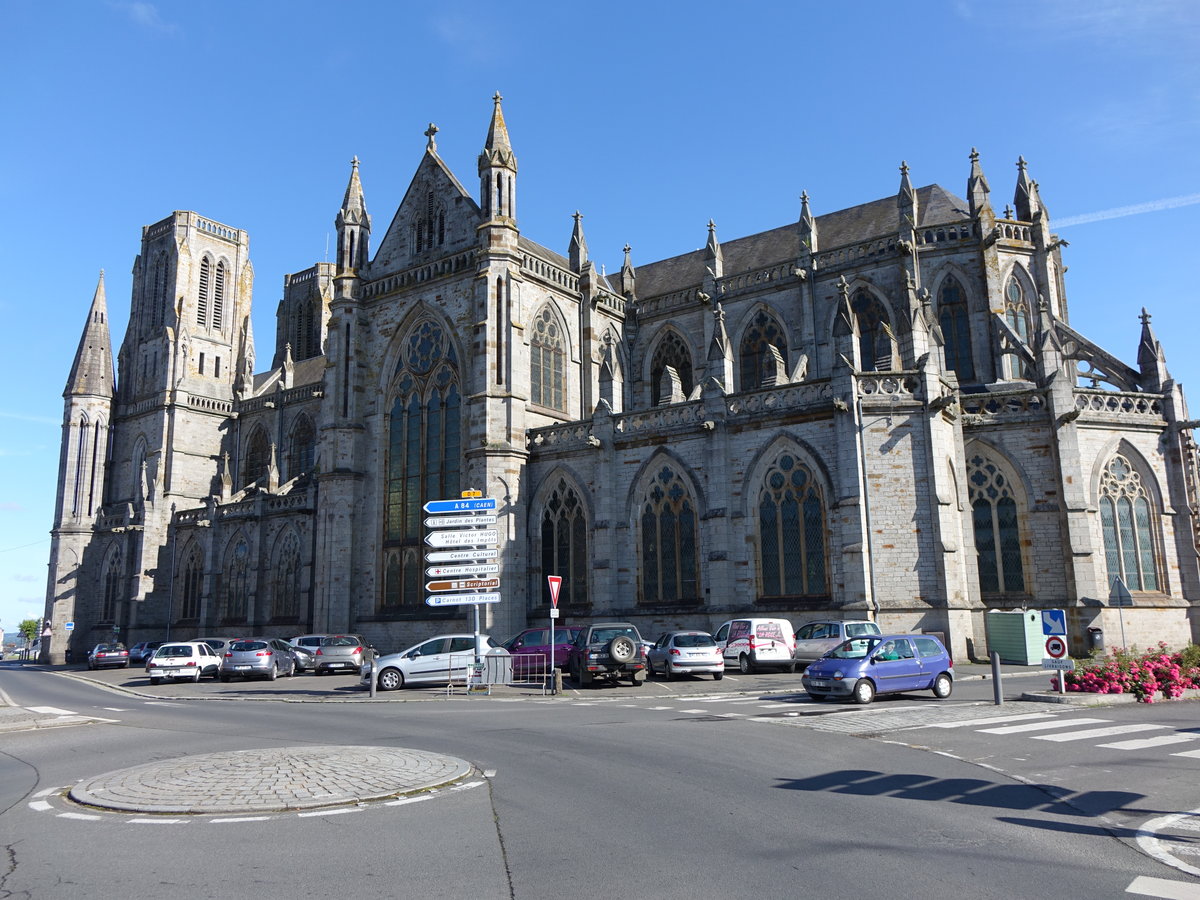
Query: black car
[[129, 641, 164, 665], [87, 643, 130, 669], [566, 623, 648, 687]]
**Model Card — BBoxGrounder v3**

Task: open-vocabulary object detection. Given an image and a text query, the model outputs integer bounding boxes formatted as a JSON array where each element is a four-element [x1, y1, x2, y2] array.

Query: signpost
[[1041, 609, 1067, 636], [1109, 576, 1131, 650], [547, 575, 563, 694], [1045, 635, 1067, 659], [1042, 633, 1073, 694]]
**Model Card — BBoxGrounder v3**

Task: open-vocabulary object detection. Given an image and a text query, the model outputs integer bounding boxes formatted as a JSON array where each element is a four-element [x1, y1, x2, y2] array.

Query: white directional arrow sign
[[426, 592, 502, 606], [424, 529, 498, 548], [425, 548, 499, 563], [424, 514, 497, 529], [426, 563, 500, 578]]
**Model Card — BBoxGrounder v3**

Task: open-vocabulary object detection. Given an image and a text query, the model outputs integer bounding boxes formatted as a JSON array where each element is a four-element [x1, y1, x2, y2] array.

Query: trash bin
[[1087, 626, 1104, 652]]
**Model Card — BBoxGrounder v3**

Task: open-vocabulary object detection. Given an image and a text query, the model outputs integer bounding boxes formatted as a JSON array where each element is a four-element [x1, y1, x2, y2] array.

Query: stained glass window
[[852, 290, 893, 371], [967, 453, 1026, 593], [938, 278, 975, 382], [538, 478, 589, 608], [639, 465, 699, 604], [739, 309, 789, 390], [650, 331, 693, 404], [531, 306, 566, 411], [1100, 454, 1159, 591], [758, 452, 828, 597]]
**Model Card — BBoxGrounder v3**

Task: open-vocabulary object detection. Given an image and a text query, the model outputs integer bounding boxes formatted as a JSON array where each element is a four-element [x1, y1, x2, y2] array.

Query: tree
[[18, 618, 39, 644]]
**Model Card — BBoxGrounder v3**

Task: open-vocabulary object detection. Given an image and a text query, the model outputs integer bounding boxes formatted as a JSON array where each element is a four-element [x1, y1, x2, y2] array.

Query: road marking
[[385, 796, 432, 807], [25, 706, 75, 716], [102, 707, 127, 711], [1127, 875, 1200, 898], [58, 812, 102, 821], [143, 701, 185, 707], [1172, 749, 1200, 759], [646, 706, 674, 710], [32, 788, 57, 799], [1099, 734, 1199, 751], [929, 713, 1058, 728], [129, 818, 184, 824], [209, 816, 271, 823], [298, 807, 359, 817], [28, 801, 52, 812], [977, 717, 1110, 735], [1035, 724, 1169, 742], [679, 709, 709, 714]]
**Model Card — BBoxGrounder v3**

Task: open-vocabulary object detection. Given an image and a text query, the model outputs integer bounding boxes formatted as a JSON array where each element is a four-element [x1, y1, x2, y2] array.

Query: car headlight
[[833, 670, 845, 681]]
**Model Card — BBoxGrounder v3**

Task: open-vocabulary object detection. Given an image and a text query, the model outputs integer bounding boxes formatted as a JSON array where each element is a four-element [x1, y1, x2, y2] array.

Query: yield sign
[[547, 575, 562, 608]]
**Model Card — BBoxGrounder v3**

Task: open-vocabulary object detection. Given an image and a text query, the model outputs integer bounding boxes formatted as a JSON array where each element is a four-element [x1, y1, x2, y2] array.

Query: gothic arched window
[[739, 309, 789, 391], [197, 256, 211, 327], [213, 261, 227, 331], [1100, 454, 1160, 592], [638, 464, 699, 604], [287, 415, 316, 481], [757, 451, 828, 598], [1004, 276, 1035, 380], [243, 427, 271, 489], [101, 545, 123, 623], [531, 306, 566, 411], [296, 297, 320, 360], [967, 453, 1026, 593], [650, 331, 693, 405], [223, 538, 250, 622], [383, 320, 461, 611], [271, 532, 301, 620], [852, 290, 894, 372], [939, 277, 975, 382], [180, 544, 202, 620], [538, 478, 589, 609]]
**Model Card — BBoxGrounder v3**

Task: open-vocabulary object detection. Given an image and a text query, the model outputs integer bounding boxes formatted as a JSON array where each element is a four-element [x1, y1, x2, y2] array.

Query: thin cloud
[[109, 1, 177, 33], [0, 411, 60, 426], [1055, 192, 1200, 228]]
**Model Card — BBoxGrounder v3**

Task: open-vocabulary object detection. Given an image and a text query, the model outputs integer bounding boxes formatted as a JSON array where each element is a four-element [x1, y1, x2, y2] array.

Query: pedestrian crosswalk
[[919, 712, 1200, 758]]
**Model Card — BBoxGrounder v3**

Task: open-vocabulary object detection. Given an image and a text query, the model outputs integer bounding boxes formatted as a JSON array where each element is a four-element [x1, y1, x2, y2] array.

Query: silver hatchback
[[314, 634, 370, 675], [219, 638, 297, 681]]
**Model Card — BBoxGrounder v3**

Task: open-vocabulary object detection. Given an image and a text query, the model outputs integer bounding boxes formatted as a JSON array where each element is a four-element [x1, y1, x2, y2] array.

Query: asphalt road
[[1, 663, 1197, 899]]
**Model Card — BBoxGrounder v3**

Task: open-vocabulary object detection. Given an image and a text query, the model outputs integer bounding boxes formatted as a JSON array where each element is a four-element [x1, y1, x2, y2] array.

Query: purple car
[[503, 626, 582, 676]]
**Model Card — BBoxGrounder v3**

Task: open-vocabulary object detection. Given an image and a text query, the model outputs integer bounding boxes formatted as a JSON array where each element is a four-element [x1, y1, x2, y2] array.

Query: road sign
[[42, 626, 52, 637], [424, 514, 497, 529], [426, 578, 501, 592], [1109, 576, 1133, 608], [65, 622, 75, 631], [425, 592, 502, 606], [1041, 609, 1067, 636], [423, 498, 496, 514], [425, 548, 499, 563], [1042, 658, 1076, 672], [424, 529, 498, 548], [547, 575, 562, 608], [426, 563, 500, 578], [1045, 636, 1067, 659]]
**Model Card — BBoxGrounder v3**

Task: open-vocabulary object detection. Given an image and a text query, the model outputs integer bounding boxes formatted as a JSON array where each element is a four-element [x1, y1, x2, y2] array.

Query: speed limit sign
[[1045, 636, 1067, 659]]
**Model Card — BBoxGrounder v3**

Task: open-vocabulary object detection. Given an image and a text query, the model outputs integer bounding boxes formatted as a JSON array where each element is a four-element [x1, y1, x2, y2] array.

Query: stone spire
[[799, 190, 818, 253], [620, 244, 637, 299], [1137, 307, 1171, 390], [336, 156, 371, 269], [478, 92, 517, 221], [569, 211, 588, 273], [704, 219, 723, 279], [897, 160, 917, 229], [66, 271, 114, 398], [1013, 156, 1040, 221], [967, 148, 992, 219]]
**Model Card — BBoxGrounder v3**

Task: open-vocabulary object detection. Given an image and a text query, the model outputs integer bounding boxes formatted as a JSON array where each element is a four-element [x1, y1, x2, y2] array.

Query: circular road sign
[[1045, 636, 1068, 659]]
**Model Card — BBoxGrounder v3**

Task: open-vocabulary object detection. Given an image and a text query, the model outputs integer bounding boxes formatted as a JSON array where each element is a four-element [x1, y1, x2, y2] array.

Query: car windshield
[[825, 637, 882, 659], [158, 645, 193, 657], [845, 623, 881, 637], [589, 627, 638, 644], [674, 634, 715, 648], [322, 636, 360, 647], [231, 640, 268, 652], [95, 644, 123, 652]]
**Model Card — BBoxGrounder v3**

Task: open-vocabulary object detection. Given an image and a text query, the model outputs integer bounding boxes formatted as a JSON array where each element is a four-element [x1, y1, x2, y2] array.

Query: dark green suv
[[567, 623, 648, 687]]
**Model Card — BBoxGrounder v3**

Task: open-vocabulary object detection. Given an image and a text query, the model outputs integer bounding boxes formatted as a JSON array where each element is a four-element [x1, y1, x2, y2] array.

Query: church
[[42, 95, 1200, 665]]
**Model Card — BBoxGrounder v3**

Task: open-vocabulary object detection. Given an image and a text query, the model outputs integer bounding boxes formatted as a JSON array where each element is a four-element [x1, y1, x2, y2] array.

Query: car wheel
[[664, 664, 675, 681], [579, 667, 593, 687], [806, 692, 825, 702], [378, 667, 404, 691], [932, 673, 953, 699], [714, 672, 724, 681], [853, 679, 876, 704], [192, 669, 202, 683], [629, 676, 643, 688], [267, 663, 278, 681], [788, 661, 797, 674], [121, 662, 129, 668], [150, 677, 161, 686], [219, 673, 230, 683], [739, 654, 754, 675], [608, 636, 636, 663]]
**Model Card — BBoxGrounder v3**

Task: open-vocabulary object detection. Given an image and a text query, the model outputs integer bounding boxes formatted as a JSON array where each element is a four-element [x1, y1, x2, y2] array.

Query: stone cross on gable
[[424, 123, 439, 151]]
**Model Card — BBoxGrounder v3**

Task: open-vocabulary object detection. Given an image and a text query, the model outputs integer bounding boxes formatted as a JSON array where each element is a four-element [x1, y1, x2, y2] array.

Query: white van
[[713, 618, 796, 673]]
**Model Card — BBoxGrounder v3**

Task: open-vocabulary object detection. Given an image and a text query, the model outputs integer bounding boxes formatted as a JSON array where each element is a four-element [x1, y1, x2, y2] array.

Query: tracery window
[[638, 464, 699, 604], [852, 290, 894, 372], [538, 478, 589, 608], [938, 278, 975, 382], [967, 453, 1025, 593], [1099, 454, 1160, 592], [295, 297, 320, 359], [383, 320, 461, 610], [243, 427, 271, 488], [180, 544, 202, 620], [650, 331, 693, 405], [1004, 277, 1035, 380], [287, 416, 316, 480], [223, 538, 249, 621], [213, 261, 226, 330], [197, 257, 211, 327], [272, 532, 301, 620], [757, 451, 828, 598], [530, 305, 566, 411], [739, 309, 789, 391], [100, 545, 123, 623]]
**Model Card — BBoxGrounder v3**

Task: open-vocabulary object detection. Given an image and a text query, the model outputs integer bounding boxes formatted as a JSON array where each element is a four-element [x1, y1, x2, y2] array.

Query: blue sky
[[1, 0, 1198, 634]]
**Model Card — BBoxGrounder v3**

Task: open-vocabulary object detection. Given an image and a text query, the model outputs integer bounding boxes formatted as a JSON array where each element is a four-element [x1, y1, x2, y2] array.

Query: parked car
[[219, 637, 297, 681], [288, 644, 316, 673], [801, 633, 954, 704], [713, 617, 795, 673], [793, 620, 882, 666], [146, 641, 221, 683], [290, 634, 329, 653], [128, 641, 165, 665], [314, 634, 370, 675], [87, 643, 129, 669], [362, 634, 501, 690], [503, 626, 582, 675], [647, 631, 724, 680], [198, 636, 241, 654], [566, 622, 648, 687]]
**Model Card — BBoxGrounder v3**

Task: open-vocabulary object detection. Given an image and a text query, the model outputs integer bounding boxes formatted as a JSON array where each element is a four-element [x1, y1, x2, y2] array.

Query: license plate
[[329, 662, 346, 667], [810, 679, 829, 687], [236, 665, 251, 670]]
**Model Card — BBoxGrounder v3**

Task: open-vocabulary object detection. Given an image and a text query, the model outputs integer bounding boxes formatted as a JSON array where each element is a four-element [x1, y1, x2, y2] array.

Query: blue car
[[801, 633, 953, 704]]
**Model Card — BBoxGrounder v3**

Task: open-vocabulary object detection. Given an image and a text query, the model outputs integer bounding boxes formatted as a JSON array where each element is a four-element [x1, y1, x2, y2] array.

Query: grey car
[[289, 644, 316, 672], [793, 620, 882, 666], [314, 634, 370, 675], [219, 637, 297, 681]]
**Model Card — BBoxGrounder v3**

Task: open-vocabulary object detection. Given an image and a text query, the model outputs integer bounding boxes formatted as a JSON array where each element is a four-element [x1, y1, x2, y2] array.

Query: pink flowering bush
[[1051, 642, 1200, 703]]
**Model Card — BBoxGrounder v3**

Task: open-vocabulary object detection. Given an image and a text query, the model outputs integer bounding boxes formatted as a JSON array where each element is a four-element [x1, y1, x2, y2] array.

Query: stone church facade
[[43, 96, 1200, 664]]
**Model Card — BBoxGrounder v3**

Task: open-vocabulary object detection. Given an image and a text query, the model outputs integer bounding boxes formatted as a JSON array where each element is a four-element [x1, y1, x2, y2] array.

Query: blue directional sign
[[1041, 609, 1067, 636], [423, 498, 497, 514]]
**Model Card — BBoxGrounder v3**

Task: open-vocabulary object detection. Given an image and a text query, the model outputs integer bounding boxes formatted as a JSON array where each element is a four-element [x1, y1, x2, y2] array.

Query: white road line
[[32, 788, 57, 799], [1034, 724, 1169, 742], [1172, 749, 1200, 759], [755, 703, 792, 709], [209, 816, 272, 823], [28, 801, 52, 812], [483, 769, 497, 777], [698, 697, 744, 704], [129, 818, 184, 824], [297, 807, 359, 817], [978, 717, 1110, 735], [1099, 734, 1199, 751], [929, 713, 1058, 729], [25, 706, 75, 716], [1127, 875, 1200, 898], [451, 781, 485, 791], [102, 707, 127, 711], [57, 812, 102, 821], [384, 796, 431, 807], [679, 709, 709, 714]]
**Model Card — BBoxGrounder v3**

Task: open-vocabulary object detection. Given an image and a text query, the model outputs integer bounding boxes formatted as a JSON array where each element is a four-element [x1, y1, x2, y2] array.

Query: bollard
[[368, 649, 377, 699], [553, 669, 563, 695], [990, 650, 1003, 705]]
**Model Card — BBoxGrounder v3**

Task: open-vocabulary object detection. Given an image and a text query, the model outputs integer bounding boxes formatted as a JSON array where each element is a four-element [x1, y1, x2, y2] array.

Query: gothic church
[[43, 96, 1200, 664]]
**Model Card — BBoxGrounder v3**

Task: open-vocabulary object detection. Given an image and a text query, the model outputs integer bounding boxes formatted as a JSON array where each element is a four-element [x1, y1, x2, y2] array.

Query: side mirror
[[868, 657, 877, 665]]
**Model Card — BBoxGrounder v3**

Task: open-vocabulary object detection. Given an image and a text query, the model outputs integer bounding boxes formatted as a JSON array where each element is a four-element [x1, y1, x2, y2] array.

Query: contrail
[[1054, 192, 1200, 227]]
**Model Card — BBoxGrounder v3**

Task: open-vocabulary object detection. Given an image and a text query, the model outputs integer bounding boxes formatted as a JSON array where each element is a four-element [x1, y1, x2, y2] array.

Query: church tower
[[42, 273, 114, 663]]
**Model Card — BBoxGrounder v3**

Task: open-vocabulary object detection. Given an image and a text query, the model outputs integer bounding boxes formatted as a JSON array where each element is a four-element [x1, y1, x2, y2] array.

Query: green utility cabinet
[[984, 609, 1044, 665]]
